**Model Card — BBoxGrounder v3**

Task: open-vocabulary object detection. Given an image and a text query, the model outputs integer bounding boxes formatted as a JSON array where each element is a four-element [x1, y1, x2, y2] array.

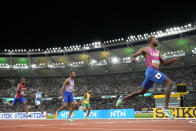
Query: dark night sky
[[0, 1, 196, 49]]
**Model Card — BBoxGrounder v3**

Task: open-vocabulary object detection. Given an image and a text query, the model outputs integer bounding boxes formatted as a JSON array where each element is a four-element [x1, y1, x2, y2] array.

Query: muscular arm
[[130, 47, 147, 62], [160, 56, 177, 66], [32, 89, 37, 93], [82, 93, 87, 102], [60, 79, 70, 96]]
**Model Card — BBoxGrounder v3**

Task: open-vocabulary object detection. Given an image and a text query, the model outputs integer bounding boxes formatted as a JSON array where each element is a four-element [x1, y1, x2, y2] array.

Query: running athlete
[[82, 89, 92, 120], [32, 88, 46, 117], [10, 78, 30, 117], [56, 72, 76, 122], [116, 36, 177, 119]]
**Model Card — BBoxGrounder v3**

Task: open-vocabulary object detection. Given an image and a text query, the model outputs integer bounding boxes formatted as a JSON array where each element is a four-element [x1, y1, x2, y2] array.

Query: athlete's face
[[151, 37, 159, 47], [88, 90, 92, 94], [71, 72, 76, 78], [21, 79, 26, 84]]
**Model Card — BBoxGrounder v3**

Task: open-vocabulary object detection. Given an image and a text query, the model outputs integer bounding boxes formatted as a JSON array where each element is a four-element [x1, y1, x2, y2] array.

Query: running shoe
[[116, 96, 124, 107], [26, 113, 31, 118], [67, 119, 74, 122], [162, 108, 174, 119]]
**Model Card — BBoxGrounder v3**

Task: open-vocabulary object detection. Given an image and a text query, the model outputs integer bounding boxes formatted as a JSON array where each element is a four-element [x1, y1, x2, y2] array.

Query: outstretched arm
[[130, 47, 146, 63], [32, 89, 37, 93], [160, 56, 178, 66], [82, 93, 87, 104], [82, 93, 87, 100], [60, 79, 70, 96]]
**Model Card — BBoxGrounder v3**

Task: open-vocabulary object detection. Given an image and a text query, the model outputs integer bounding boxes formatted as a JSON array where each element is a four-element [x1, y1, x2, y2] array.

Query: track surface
[[0, 119, 196, 131]]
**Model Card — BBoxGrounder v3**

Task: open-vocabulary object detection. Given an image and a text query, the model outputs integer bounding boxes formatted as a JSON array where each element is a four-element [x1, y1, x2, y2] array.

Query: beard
[[153, 42, 158, 47]]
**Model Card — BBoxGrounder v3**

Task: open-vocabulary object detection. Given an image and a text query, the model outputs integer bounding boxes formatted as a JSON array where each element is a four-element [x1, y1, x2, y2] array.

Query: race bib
[[152, 60, 160, 68], [155, 72, 162, 79]]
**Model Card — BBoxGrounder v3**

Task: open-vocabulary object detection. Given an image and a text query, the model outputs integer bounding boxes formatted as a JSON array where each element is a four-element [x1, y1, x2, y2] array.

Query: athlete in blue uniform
[[56, 72, 76, 122]]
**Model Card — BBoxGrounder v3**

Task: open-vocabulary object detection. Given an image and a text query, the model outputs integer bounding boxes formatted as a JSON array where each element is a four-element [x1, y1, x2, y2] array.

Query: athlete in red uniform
[[11, 78, 30, 117]]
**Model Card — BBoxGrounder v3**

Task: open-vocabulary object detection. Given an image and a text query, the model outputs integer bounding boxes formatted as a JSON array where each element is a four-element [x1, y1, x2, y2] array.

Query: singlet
[[36, 90, 42, 99], [145, 47, 160, 70], [65, 78, 74, 92], [15, 83, 25, 98], [83, 93, 91, 104]]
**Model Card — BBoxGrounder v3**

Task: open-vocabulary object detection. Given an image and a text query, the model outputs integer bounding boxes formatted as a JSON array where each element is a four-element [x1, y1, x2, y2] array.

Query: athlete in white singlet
[[56, 72, 76, 122]]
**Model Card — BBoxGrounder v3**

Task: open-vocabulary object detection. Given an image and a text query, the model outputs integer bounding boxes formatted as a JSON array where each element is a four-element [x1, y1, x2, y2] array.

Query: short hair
[[87, 88, 91, 91], [147, 36, 155, 43]]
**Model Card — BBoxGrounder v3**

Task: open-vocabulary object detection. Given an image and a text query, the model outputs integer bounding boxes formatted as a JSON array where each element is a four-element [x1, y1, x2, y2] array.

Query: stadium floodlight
[[111, 57, 119, 64], [91, 59, 97, 65]]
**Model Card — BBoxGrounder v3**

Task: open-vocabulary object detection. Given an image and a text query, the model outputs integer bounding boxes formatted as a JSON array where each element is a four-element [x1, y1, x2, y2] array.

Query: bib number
[[155, 72, 162, 79], [152, 60, 160, 69]]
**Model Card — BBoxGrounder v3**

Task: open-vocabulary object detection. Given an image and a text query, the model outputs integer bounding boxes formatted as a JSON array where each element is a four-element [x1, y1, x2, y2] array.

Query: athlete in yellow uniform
[[82, 89, 92, 120]]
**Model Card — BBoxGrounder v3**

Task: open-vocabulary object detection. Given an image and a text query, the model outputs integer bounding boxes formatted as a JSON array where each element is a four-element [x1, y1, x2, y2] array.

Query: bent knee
[[167, 80, 173, 87]]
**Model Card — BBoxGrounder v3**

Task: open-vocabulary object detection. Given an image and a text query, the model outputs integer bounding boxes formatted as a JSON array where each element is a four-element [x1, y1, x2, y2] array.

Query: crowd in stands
[[0, 66, 196, 113]]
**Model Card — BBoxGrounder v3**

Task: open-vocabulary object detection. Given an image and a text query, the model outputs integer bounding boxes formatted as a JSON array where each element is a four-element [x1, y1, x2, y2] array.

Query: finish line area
[[0, 119, 195, 131]]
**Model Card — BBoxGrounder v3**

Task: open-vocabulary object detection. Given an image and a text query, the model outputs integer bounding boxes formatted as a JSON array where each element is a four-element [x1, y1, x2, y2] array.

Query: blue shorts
[[142, 67, 167, 90], [12, 97, 26, 105], [35, 98, 41, 106], [63, 91, 74, 103]]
